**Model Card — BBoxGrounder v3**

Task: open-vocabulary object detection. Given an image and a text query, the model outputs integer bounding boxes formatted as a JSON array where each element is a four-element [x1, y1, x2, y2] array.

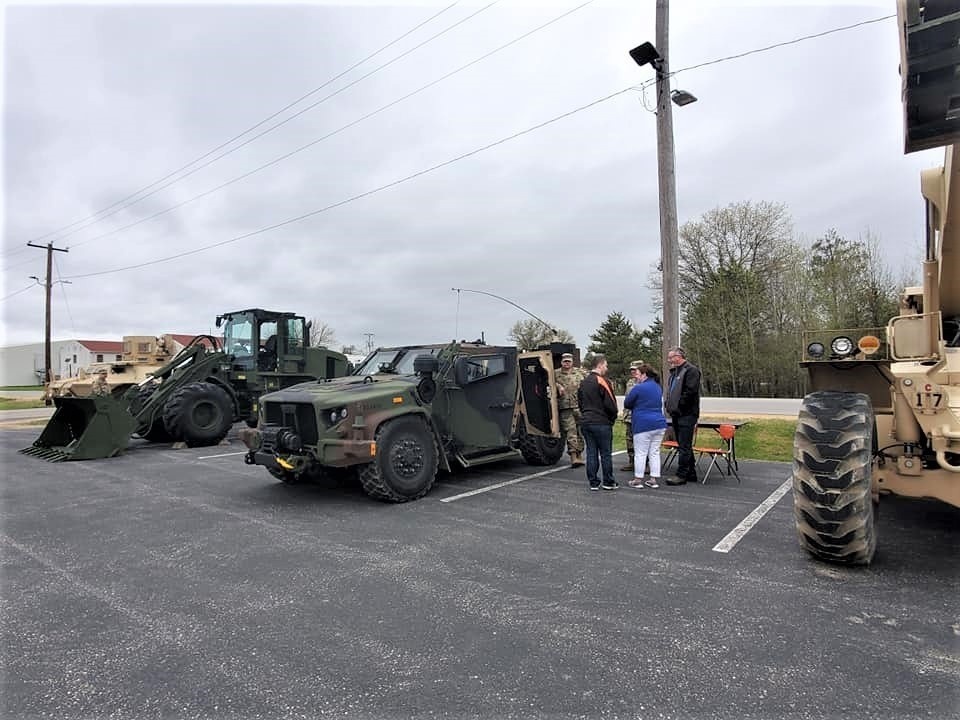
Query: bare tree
[[307, 318, 337, 348], [508, 319, 574, 350]]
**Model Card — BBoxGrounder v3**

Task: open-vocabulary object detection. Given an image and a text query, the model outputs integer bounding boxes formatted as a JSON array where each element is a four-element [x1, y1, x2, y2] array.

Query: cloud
[[2, 1, 944, 353]]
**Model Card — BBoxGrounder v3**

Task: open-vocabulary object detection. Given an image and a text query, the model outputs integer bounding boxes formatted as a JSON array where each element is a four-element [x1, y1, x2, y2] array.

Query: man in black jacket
[[664, 347, 702, 485], [576, 354, 620, 490]]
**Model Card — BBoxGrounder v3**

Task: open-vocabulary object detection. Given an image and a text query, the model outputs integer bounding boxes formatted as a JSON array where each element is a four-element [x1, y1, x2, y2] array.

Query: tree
[[508, 319, 574, 351], [308, 318, 337, 348], [587, 312, 647, 391]]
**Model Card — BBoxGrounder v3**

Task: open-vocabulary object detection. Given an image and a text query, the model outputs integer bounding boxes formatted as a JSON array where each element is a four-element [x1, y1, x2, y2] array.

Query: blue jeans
[[581, 423, 614, 487], [671, 414, 699, 481]]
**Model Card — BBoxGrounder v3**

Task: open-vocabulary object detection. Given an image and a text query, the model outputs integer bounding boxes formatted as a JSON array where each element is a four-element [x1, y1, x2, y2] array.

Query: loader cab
[[217, 309, 308, 373]]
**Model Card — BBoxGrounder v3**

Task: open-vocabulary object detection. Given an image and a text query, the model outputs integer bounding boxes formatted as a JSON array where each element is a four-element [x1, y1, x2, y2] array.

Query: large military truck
[[792, 0, 959, 564], [21, 308, 349, 461], [239, 341, 571, 502]]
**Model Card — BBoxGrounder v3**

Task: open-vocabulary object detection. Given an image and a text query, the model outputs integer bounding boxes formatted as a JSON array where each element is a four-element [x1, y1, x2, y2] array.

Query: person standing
[[620, 360, 642, 471], [577, 353, 620, 491], [664, 347, 702, 485], [555, 352, 586, 467], [622, 363, 668, 488]]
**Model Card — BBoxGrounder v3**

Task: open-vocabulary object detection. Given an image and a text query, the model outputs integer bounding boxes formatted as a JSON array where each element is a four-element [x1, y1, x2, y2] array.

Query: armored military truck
[[239, 341, 570, 502]]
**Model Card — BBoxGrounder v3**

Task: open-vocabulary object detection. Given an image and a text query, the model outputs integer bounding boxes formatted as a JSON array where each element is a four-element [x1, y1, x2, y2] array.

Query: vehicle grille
[[263, 402, 319, 445]]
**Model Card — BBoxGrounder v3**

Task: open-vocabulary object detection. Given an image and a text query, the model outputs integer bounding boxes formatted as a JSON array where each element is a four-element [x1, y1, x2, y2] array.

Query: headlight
[[325, 407, 349, 426], [831, 336, 854, 357], [807, 342, 825, 359]]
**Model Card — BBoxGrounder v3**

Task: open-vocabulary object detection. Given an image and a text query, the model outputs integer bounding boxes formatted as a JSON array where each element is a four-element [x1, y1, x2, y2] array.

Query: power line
[[22, 2, 466, 247], [67, 0, 596, 251], [671, 14, 895, 76], [1, 285, 36, 302], [61, 86, 633, 280]]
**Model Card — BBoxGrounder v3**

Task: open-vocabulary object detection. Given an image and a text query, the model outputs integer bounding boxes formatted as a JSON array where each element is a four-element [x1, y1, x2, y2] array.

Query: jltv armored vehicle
[[240, 341, 570, 502]]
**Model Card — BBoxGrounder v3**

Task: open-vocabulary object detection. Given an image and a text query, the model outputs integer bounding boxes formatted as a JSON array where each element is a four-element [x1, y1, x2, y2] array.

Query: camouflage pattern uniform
[[556, 353, 586, 467], [620, 360, 642, 471], [90, 370, 110, 397]]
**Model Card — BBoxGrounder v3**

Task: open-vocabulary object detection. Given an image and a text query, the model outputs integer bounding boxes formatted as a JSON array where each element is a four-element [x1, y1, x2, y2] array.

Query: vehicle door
[[515, 350, 560, 437], [440, 349, 518, 456]]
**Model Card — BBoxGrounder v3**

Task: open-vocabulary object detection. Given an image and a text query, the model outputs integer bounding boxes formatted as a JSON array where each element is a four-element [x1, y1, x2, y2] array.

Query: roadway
[[1, 424, 956, 719]]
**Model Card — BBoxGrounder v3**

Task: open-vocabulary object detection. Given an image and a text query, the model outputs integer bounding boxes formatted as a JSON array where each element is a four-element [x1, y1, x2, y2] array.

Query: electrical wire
[[66, 0, 596, 250], [61, 86, 633, 280], [1, 285, 35, 302], [53, 254, 76, 333], [22, 2, 466, 247]]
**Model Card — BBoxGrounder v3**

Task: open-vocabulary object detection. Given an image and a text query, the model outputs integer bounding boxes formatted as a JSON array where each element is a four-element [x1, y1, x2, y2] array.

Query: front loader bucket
[[19, 396, 137, 462]]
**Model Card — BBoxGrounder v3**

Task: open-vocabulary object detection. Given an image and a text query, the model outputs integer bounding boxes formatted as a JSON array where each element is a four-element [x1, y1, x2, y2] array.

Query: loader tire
[[162, 382, 234, 448], [518, 419, 564, 466], [792, 391, 877, 565], [359, 416, 438, 503]]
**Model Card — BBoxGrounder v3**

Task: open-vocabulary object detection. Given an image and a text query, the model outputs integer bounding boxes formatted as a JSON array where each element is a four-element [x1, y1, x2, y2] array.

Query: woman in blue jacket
[[622, 363, 668, 488]]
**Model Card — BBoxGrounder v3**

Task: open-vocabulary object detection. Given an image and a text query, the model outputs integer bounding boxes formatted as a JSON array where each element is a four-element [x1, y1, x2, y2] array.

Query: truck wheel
[[518, 419, 564, 466], [793, 391, 877, 565], [359, 416, 438, 503], [162, 382, 234, 448]]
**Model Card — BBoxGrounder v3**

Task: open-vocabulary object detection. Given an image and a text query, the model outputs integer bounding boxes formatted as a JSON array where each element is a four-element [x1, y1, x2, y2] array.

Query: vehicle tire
[[358, 416, 438, 503], [162, 382, 234, 448], [132, 383, 172, 442], [792, 391, 878, 565], [518, 419, 565, 466]]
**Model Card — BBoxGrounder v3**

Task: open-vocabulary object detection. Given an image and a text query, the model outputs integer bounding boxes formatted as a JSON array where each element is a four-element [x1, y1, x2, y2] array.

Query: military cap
[[561, 353, 574, 361], [96, 367, 109, 375], [629, 360, 642, 370]]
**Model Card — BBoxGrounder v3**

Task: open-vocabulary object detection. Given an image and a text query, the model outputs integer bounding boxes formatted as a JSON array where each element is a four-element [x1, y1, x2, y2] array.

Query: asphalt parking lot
[[2, 425, 958, 720]]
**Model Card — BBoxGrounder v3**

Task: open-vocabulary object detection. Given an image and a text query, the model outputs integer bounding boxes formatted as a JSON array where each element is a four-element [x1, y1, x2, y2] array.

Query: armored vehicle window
[[285, 318, 305, 352], [457, 355, 507, 384]]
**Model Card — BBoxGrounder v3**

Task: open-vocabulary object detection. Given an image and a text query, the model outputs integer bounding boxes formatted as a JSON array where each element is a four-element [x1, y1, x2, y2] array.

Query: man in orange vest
[[576, 353, 620, 491]]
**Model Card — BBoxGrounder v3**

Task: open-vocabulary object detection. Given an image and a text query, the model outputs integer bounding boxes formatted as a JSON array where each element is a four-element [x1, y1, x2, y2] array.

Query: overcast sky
[[1, 0, 945, 354]]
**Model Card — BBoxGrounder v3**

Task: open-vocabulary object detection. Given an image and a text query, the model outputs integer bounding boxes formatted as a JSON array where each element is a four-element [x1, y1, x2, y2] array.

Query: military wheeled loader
[[20, 308, 349, 461], [792, 0, 960, 564], [238, 341, 573, 503]]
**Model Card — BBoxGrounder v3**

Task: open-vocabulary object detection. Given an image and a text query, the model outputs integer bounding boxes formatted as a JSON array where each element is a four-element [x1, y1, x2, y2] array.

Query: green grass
[[0, 386, 44, 391], [0, 398, 48, 410], [613, 417, 795, 463]]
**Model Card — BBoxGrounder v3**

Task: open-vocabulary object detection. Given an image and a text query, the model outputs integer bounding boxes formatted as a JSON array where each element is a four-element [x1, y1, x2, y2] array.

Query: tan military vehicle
[[44, 334, 180, 403], [792, 0, 959, 564]]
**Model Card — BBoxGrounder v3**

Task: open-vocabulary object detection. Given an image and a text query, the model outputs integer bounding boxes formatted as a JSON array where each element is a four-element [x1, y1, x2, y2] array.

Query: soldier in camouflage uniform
[[555, 352, 586, 467], [620, 360, 642, 471], [90, 368, 110, 397]]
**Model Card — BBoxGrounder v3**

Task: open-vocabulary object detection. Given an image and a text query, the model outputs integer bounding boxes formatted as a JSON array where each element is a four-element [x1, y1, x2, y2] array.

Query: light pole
[[629, 0, 696, 372]]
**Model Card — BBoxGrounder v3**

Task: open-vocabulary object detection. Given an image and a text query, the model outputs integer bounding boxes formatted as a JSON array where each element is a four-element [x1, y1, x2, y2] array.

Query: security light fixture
[[671, 89, 698, 106], [629, 42, 661, 69]]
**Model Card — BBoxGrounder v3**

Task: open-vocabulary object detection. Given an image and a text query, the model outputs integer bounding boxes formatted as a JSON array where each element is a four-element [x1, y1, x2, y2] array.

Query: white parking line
[[712, 477, 792, 553], [198, 451, 248, 460], [440, 450, 626, 503]]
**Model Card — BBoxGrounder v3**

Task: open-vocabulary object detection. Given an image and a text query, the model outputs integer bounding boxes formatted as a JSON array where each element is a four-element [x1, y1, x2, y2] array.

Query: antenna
[[451, 287, 558, 341]]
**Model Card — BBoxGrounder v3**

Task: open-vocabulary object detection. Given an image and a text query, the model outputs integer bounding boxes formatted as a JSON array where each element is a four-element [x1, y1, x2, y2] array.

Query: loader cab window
[[285, 318, 305, 353], [259, 320, 279, 371], [223, 315, 255, 369]]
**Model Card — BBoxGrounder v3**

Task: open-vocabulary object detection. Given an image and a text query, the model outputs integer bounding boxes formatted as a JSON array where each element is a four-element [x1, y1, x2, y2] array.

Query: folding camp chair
[[694, 423, 741, 484]]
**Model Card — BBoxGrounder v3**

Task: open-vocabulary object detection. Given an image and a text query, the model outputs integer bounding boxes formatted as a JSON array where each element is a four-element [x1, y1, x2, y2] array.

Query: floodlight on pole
[[670, 89, 697, 106]]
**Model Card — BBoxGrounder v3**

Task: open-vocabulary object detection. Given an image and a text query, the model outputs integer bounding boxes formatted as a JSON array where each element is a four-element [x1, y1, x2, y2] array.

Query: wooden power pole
[[27, 242, 69, 387], [655, 0, 681, 368]]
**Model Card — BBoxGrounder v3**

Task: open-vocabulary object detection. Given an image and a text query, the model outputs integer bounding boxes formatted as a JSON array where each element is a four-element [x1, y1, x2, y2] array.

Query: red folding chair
[[662, 424, 696, 472], [693, 423, 741, 484]]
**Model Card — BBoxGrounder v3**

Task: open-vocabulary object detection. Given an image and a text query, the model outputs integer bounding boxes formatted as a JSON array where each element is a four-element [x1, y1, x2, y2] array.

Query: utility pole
[[27, 242, 69, 387], [655, 0, 680, 369], [363, 333, 375, 353]]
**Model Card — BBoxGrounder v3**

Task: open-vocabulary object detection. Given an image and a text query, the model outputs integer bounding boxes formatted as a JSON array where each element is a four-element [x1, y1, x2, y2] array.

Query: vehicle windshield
[[353, 347, 441, 376]]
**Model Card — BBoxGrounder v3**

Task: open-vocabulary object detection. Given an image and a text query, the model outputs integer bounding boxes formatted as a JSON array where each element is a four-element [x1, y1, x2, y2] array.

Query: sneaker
[[665, 477, 687, 486], [644, 478, 660, 488], [589, 484, 600, 491], [628, 478, 644, 488], [600, 482, 620, 490]]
